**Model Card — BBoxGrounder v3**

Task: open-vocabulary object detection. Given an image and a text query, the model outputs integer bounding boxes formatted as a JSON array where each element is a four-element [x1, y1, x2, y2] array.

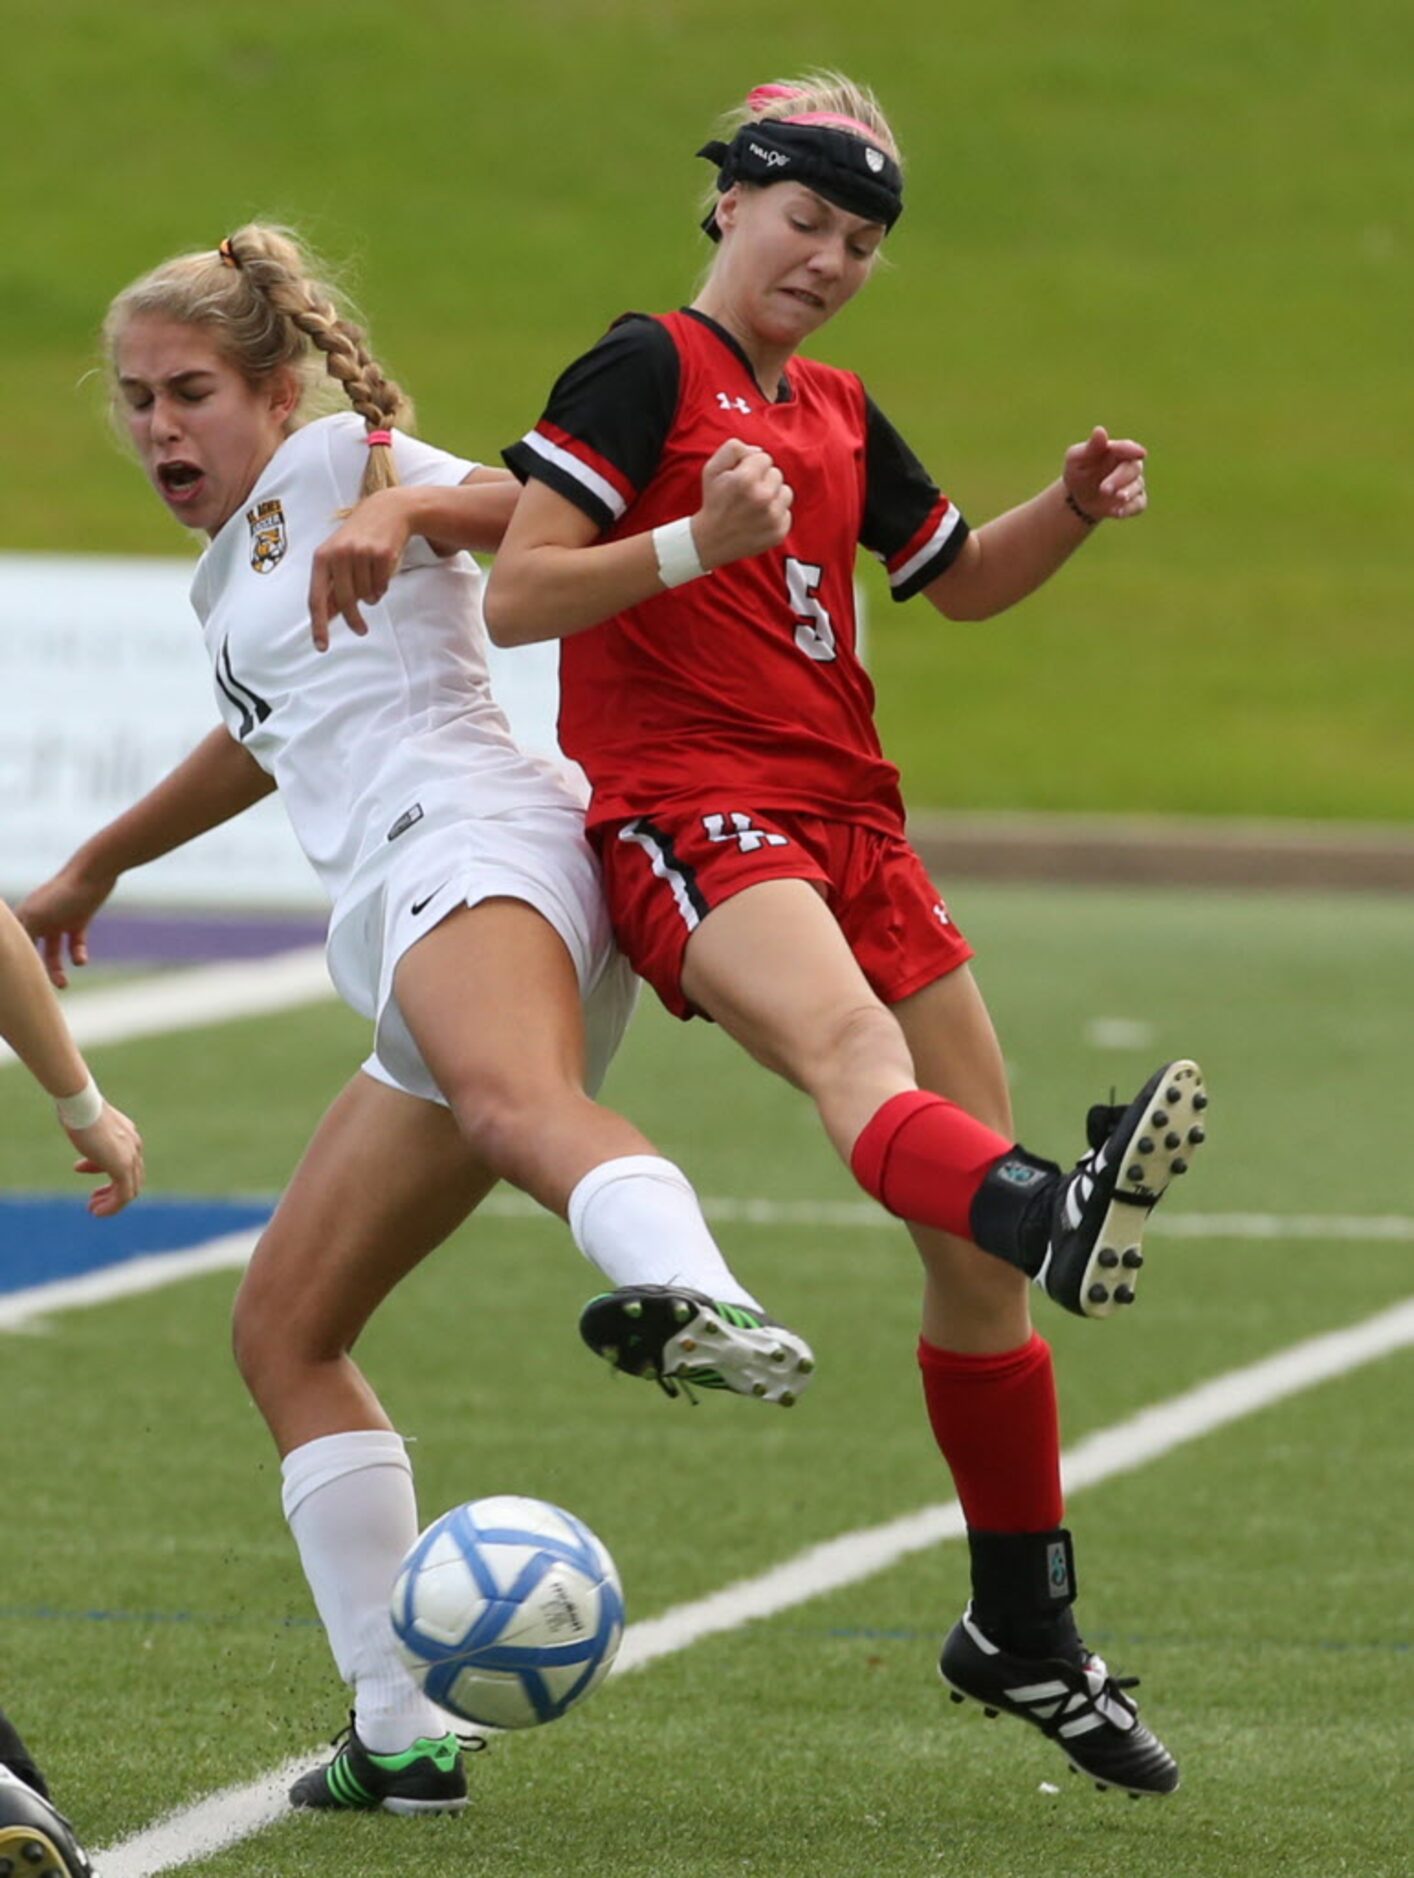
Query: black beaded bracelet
[[1065, 490, 1100, 527]]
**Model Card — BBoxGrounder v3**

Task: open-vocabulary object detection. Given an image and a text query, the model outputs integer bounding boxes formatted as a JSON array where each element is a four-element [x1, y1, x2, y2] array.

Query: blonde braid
[[223, 225, 413, 498]]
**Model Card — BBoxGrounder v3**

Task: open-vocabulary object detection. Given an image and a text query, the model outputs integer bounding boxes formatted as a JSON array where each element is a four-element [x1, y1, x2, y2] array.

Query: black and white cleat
[[1034, 1059, 1208, 1319], [939, 1605, 1180, 1797]]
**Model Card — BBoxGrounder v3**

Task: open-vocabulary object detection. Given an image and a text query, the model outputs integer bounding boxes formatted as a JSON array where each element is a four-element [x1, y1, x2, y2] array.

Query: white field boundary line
[[2, 1208, 1411, 1336], [95, 1293, 1414, 1878], [0, 947, 334, 1068]]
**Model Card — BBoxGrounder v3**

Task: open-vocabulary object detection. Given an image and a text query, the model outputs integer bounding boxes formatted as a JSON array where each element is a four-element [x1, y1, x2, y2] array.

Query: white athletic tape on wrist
[[651, 517, 707, 589], [56, 1075, 103, 1131]]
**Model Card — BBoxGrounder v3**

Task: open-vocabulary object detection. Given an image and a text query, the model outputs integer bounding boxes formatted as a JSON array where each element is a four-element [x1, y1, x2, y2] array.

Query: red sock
[[917, 1332, 1063, 1531], [850, 1091, 1012, 1238]]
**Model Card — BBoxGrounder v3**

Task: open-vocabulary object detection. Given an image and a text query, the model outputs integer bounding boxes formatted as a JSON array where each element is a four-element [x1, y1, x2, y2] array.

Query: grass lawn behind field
[[5, 0, 1410, 820]]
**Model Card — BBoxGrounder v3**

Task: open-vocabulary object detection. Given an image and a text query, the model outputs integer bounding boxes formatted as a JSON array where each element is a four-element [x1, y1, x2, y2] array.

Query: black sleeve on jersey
[[502, 314, 681, 532], [859, 394, 971, 602]]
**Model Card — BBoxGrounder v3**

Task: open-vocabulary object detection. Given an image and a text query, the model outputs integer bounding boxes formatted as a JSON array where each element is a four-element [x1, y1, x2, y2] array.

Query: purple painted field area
[[89, 908, 327, 966]]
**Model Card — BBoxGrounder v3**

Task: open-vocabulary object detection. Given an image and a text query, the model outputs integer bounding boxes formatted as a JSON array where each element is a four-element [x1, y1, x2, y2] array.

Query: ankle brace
[[968, 1527, 1081, 1656], [968, 1148, 1060, 1274]]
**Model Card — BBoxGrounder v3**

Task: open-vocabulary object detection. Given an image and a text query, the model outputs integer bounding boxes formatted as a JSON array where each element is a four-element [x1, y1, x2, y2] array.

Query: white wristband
[[651, 517, 707, 589], [56, 1075, 104, 1131]]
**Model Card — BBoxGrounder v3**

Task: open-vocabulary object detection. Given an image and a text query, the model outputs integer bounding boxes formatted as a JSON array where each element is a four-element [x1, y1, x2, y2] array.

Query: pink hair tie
[[746, 82, 802, 109], [365, 429, 394, 447]]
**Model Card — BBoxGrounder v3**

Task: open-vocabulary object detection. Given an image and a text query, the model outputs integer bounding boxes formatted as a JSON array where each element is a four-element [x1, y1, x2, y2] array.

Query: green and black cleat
[[288, 1716, 468, 1815], [579, 1285, 815, 1405]]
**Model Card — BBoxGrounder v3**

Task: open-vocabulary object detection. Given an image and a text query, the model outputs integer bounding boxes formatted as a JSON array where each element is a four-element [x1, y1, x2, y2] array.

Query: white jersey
[[189, 413, 579, 925]]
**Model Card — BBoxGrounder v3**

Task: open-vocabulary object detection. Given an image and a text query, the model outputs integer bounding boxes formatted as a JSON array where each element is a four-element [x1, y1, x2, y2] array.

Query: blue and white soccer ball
[[390, 1495, 626, 1730]]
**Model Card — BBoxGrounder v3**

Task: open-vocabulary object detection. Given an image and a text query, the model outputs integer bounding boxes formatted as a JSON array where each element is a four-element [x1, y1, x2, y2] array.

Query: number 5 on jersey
[[785, 557, 836, 663]]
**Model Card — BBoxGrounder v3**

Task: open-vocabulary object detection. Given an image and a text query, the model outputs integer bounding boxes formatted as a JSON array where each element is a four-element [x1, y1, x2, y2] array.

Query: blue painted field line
[[0, 1195, 274, 1294]]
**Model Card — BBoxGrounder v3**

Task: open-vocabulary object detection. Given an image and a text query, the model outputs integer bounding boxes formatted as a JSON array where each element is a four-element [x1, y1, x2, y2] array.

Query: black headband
[[696, 119, 904, 241]]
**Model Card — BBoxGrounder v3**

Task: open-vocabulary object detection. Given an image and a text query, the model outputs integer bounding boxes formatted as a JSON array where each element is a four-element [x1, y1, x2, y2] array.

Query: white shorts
[[325, 801, 639, 1104]]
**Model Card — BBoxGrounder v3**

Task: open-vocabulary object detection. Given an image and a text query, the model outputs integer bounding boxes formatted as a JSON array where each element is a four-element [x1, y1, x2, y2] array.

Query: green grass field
[[1, 882, 1409, 1875], [5, 0, 1411, 820]]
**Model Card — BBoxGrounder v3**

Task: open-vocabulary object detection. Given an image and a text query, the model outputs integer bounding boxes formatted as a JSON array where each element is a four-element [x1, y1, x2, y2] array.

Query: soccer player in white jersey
[[19, 224, 813, 1816]]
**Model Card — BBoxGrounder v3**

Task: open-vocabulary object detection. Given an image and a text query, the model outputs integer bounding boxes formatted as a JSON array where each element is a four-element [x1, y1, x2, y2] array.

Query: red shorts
[[595, 807, 974, 1019]]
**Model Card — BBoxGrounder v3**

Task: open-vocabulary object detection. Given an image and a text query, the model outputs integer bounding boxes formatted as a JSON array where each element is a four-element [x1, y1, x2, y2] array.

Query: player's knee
[[804, 998, 906, 1096], [231, 1246, 334, 1392], [443, 1072, 574, 1173]]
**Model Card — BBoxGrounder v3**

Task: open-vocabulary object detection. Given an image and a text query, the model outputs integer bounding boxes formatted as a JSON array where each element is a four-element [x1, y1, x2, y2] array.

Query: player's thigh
[[393, 897, 592, 1102], [235, 1071, 496, 1362], [680, 877, 902, 1089]]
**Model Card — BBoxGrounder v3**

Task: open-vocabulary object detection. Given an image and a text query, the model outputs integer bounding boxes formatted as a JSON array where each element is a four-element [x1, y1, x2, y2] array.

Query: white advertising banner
[[0, 552, 564, 910]]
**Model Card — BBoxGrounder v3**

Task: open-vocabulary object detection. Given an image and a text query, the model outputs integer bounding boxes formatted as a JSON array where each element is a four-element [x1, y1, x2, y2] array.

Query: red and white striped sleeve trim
[[516, 421, 636, 521], [879, 499, 964, 591]]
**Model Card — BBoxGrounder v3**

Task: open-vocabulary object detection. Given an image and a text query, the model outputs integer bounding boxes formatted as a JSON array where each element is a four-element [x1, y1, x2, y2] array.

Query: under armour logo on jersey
[[716, 392, 753, 414], [703, 811, 789, 853], [932, 902, 952, 926]]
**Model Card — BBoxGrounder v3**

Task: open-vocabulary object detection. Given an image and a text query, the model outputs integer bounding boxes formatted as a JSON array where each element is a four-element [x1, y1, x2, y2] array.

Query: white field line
[[95, 1293, 1414, 1878], [2, 1206, 1411, 1338], [0, 947, 334, 1068]]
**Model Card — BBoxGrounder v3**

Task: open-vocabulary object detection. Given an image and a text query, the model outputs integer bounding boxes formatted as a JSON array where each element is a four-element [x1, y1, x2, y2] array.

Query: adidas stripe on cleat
[[578, 1285, 816, 1405], [939, 1605, 1179, 1797], [288, 1717, 468, 1814]]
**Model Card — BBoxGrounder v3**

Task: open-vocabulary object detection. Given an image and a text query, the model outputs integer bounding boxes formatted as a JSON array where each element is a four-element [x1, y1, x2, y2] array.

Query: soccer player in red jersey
[[484, 74, 1208, 1794]]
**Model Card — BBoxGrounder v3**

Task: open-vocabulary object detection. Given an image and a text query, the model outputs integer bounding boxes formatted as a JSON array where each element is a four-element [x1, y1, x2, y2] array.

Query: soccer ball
[[390, 1495, 625, 1730]]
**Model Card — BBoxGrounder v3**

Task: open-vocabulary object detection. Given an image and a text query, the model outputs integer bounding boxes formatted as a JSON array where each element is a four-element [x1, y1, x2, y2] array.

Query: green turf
[[0, 884, 1409, 1873], [5, 0, 1410, 819]]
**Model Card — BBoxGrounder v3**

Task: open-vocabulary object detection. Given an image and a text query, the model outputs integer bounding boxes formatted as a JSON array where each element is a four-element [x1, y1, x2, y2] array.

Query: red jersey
[[504, 309, 969, 837]]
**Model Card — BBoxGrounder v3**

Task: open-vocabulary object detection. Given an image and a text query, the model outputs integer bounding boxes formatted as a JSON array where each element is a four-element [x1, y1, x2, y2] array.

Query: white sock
[[567, 1155, 762, 1310], [281, 1428, 447, 1754]]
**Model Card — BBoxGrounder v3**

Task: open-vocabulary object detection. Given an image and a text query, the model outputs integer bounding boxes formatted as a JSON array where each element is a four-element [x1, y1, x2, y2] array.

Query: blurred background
[[3, 0, 1409, 876]]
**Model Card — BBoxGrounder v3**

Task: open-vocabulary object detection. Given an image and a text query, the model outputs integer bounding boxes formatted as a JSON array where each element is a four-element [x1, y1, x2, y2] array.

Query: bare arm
[[0, 899, 144, 1215], [483, 440, 793, 647], [925, 428, 1148, 622], [310, 467, 521, 649], [17, 725, 274, 987]]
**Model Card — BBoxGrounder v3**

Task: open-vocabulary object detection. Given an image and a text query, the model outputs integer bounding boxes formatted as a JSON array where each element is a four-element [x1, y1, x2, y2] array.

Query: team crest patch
[[246, 498, 287, 574]]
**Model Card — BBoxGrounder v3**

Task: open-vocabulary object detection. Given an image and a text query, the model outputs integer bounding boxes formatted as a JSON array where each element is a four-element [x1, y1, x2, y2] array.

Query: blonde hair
[[700, 70, 901, 225], [103, 223, 413, 498]]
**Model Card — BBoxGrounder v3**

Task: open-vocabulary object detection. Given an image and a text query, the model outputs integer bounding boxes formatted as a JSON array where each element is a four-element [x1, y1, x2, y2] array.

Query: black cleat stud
[[1088, 1283, 1109, 1304], [1171, 1156, 1189, 1174], [1098, 1248, 1119, 1268], [1188, 1126, 1206, 1145], [1137, 1136, 1154, 1153], [1115, 1284, 1136, 1304], [1151, 1109, 1168, 1127], [1192, 1091, 1208, 1110], [1122, 1248, 1144, 1268], [983, 1707, 999, 1719], [1165, 1084, 1181, 1102], [949, 1691, 965, 1704], [1096, 1781, 1109, 1792], [1128, 1792, 1143, 1801], [1164, 1131, 1181, 1149]]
